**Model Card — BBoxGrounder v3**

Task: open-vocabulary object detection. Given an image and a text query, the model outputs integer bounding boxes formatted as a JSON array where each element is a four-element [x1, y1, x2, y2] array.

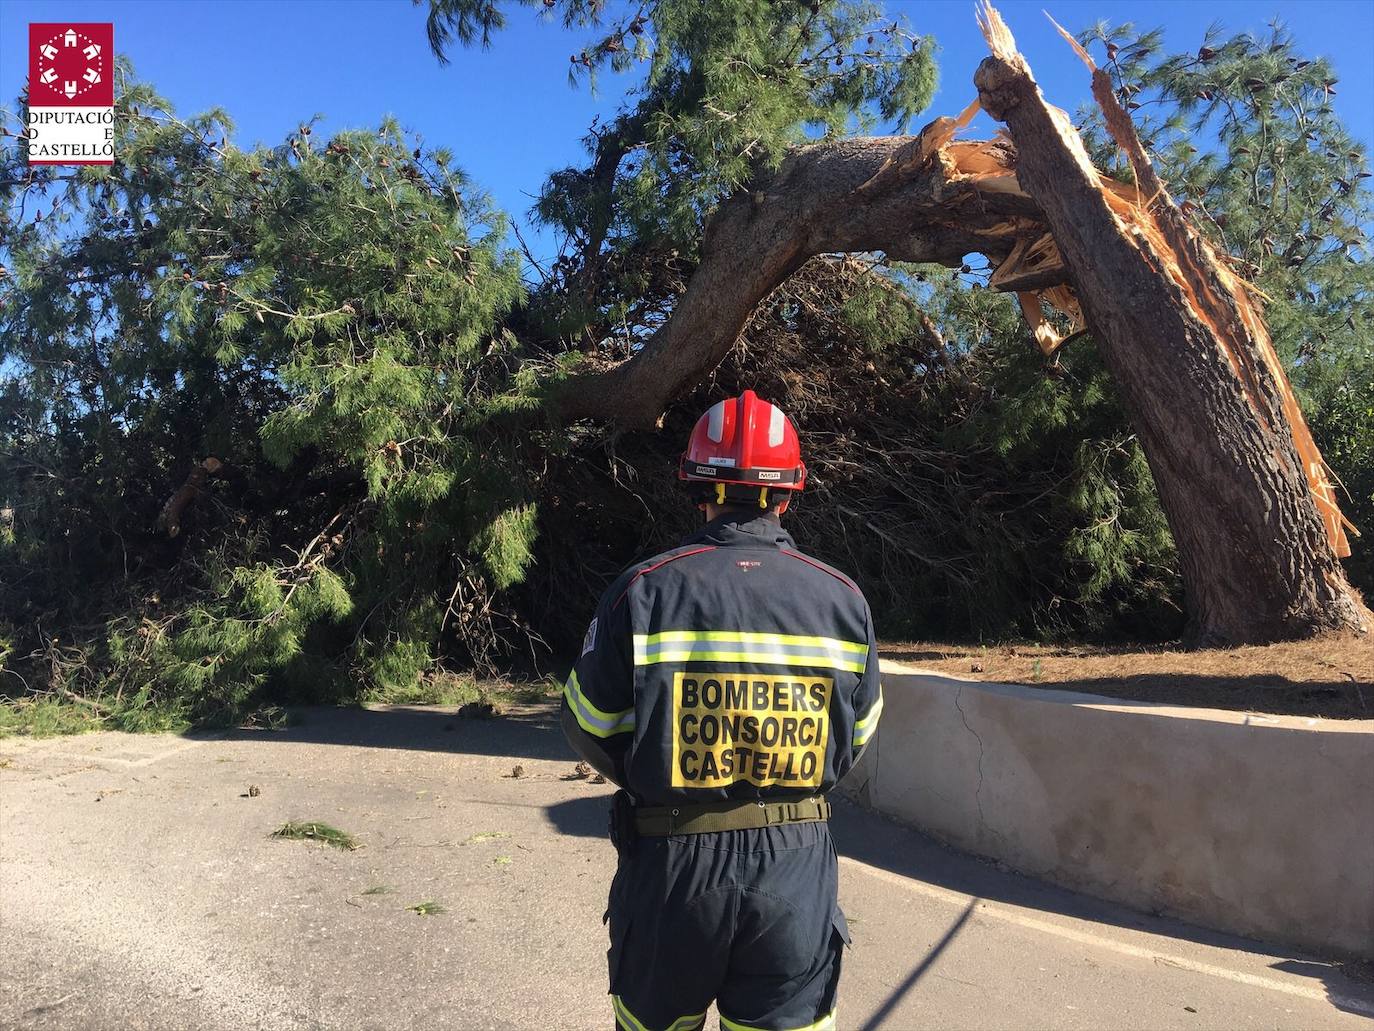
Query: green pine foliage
[[1, 73, 527, 724], [425, 0, 937, 347], [890, 272, 1179, 637]]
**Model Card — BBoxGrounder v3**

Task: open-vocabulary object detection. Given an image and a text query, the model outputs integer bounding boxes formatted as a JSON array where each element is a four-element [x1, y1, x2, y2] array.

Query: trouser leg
[[715, 825, 845, 1031], [606, 836, 724, 1031]]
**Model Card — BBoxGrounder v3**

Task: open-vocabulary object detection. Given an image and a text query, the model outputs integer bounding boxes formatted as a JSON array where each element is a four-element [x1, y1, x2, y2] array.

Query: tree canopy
[[427, 0, 937, 347]]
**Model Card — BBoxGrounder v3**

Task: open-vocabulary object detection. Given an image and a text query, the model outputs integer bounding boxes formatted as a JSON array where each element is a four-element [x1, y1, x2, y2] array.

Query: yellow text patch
[[670, 672, 832, 789]]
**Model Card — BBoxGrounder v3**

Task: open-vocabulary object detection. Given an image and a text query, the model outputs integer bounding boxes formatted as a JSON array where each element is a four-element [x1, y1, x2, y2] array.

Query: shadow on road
[[545, 794, 609, 839], [216, 701, 1374, 1021], [1272, 960, 1374, 1021], [862, 901, 976, 1030], [218, 701, 571, 761], [828, 801, 1374, 1023]]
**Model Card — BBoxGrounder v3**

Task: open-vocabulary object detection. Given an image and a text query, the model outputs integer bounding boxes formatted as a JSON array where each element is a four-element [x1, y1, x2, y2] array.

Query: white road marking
[[840, 856, 1373, 1017]]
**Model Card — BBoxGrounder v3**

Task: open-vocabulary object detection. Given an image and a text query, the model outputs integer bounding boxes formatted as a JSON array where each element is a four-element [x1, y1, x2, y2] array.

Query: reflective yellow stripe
[[638, 631, 868, 655], [612, 995, 704, 1031], [853, 685, 884, 747], [563, 670, 634, 738], [633, 632, 869, 675], [719, 1008, 836, 1031], [613, 995, 659, 1031], [635, 649, 866, 674]]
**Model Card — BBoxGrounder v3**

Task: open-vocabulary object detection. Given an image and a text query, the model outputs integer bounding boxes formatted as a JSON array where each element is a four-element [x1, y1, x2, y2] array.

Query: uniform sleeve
[[850, 602, 883, 761], [559, 582, 635, 786]]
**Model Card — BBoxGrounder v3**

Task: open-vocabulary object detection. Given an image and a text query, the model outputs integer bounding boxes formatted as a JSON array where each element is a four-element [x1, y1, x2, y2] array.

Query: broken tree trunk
[[553, 127, 1039, 427], [973, 3, 1368, 643]]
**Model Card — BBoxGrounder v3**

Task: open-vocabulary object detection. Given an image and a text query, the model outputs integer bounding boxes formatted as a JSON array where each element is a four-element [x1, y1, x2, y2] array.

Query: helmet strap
[[689, 481, 795, 510]]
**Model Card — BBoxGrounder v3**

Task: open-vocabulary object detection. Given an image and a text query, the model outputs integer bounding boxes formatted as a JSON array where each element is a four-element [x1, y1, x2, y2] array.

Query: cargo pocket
[[606, 910, 633, 994], [605, 862, 631, 992], [819, 906, 852, 1010], [831, 907, 852, 949]]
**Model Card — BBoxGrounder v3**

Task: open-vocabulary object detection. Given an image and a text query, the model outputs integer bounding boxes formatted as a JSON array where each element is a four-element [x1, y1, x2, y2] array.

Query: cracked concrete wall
[[840, 661, 1374, 959]]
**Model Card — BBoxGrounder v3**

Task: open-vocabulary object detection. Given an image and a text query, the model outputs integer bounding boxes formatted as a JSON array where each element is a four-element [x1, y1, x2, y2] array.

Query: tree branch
[[552, 129, 1039, 428]]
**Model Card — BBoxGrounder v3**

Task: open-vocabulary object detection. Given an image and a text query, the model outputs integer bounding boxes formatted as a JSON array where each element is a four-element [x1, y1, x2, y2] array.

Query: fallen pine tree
[[553, 1, 1368, 646]]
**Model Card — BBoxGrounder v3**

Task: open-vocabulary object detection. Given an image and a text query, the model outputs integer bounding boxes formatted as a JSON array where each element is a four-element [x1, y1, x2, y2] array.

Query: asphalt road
[[2, 703, 1370, 1030]]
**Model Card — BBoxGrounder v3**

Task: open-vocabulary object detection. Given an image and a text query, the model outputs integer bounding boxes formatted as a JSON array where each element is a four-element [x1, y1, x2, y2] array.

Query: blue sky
[[3, 0, 1372, 269]]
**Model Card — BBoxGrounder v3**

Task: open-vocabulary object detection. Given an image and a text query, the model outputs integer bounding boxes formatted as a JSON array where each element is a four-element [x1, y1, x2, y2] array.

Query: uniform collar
[[681, 512, 796, 550]]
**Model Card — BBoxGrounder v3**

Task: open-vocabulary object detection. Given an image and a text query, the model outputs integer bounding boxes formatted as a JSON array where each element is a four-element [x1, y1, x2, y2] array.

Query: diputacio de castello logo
[[26, 23, 115, 166]]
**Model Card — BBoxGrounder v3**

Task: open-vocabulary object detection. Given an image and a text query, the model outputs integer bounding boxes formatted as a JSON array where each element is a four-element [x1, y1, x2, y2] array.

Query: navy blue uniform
[[562, 513, 883, 1031]]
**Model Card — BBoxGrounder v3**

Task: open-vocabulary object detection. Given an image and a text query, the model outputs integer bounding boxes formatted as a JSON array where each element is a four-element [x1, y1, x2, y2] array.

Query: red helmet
[[679, 391, 806, 506]]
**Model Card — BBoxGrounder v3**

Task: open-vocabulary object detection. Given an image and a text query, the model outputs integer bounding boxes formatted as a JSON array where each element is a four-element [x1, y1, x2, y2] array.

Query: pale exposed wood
[[1045, 9, 1353, 558], [1015, 291, 1067, 357], [156, 457, 223, 538], [989, 233, 1067, 292]]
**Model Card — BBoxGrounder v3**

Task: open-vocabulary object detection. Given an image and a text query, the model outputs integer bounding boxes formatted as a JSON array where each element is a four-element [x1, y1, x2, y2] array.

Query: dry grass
[[879, 634, 1373, 718], [367, 674, 558, 709]]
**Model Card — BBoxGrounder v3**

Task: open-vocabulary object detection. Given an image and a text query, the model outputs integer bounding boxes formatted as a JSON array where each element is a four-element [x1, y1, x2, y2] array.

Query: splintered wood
[[914, 122, 1087, 356], [917, 1, 1353, 559]]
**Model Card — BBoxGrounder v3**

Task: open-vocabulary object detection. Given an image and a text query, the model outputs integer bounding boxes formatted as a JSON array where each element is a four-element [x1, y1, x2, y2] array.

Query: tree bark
[[553, 131, 1038, 427], [156, 457, 223, 538], [972, 5, 1367, 643]]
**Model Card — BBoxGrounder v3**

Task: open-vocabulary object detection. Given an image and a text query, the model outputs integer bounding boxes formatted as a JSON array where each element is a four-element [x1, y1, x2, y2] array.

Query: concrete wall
[[841, 662, 1374, 959]]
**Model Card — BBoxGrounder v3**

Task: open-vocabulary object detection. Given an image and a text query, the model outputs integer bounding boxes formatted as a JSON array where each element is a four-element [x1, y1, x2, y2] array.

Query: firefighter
[[562, 390, 883, 1031]]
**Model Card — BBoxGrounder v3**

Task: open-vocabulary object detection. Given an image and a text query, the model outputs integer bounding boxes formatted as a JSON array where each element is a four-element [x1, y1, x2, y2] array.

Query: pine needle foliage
[[271, 820, 362, 851], [918, 278, 1179, 635], [3, 11, 1370, 729], [528, 258, 1183, 646], [426, 0, 938, 347], [1, 72, 530, 723]]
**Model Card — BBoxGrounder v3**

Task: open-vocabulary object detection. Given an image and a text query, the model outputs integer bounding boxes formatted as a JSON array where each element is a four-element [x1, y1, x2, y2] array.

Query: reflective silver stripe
[[853, 685, 884, 747], [613, 998, 704, 1031], [613, 995, 702, 1031], [613, 995, 648, 1031], [641, 640, 853, 662], [636, 648, 865, 674], [767, 401, 785, 447], [632, 631, 869, 674], [563, 670, 634, 738], [720, 1008, 836, 1031], [638, 631, 868, 654], [706, 400, 726, 443]]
